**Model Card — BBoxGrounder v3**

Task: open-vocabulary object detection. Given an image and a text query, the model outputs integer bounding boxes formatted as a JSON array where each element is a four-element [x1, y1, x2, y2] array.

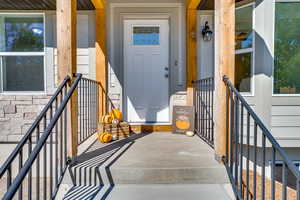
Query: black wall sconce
[[202, 21, 213, 41]]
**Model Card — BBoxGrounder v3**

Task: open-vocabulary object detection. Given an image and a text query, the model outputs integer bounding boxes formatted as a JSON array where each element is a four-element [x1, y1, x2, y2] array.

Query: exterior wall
[[0, 11, 96, 143], [197, 0, 300, 147], [107, 0, 187, 122]]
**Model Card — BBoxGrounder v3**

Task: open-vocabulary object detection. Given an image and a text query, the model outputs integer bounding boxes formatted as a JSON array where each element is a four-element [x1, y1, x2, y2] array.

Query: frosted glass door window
[[133, 26, 160, 45]]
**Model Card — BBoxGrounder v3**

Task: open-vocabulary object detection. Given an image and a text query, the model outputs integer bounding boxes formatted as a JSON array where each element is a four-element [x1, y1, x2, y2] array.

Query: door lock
[[165, 67, 169, 71], [164, 73, 169, 78]]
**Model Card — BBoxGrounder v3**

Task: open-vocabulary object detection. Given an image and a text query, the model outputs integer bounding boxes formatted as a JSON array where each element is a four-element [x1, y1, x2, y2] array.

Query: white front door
[[124, 19, 170, 124]]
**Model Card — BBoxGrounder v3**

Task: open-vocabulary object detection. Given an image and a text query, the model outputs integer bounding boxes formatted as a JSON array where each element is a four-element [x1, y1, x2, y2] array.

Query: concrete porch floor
[[60, 132, 234, 200]]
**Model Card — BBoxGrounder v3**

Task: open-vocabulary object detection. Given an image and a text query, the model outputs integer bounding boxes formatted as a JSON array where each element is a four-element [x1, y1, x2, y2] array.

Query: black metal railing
[[0, 75, 72, 200], [0, 74, 88, 199], [193, 77, 214, 147], [223, 76, 300, 200], [77, 78, 100, 145]]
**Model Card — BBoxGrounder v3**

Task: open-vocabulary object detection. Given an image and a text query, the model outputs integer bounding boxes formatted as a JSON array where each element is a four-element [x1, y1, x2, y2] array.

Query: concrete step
[[63, 184, 234, 200]]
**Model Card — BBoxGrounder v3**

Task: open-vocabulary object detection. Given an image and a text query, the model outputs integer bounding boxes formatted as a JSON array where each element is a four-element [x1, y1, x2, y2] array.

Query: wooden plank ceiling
[[0, 0, 95, 10]]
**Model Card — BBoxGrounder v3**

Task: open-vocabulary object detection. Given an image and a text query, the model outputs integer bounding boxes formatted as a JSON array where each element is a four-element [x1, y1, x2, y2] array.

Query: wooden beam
[[95, 8, 107, 119], [187, 0, 201, 9], [91, 0, 105, 9], [186, 8, 198, 105], [57, 0, 78, 157], [214, 0, 235, 160]]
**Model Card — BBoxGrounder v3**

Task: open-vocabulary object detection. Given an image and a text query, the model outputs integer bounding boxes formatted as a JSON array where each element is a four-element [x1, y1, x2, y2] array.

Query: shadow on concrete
[[63, 133, 150, 200]]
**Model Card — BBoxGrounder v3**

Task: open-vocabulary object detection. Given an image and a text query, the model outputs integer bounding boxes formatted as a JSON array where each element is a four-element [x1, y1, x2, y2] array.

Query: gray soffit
[[0, 0, 95, 10]]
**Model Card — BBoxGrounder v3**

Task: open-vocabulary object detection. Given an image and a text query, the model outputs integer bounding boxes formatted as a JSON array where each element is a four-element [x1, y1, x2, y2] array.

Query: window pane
[[235, 52, 252, 92], [1, 56, 44, 91], [0, 14, 44, 52], [235, 5, 253, 49], [133, 26, 160, 45], [274, 3, 300, 94]]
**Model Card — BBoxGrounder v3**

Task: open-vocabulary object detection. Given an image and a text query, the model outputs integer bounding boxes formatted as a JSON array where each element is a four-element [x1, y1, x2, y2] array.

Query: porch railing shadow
[[63, 133, 149, 200]]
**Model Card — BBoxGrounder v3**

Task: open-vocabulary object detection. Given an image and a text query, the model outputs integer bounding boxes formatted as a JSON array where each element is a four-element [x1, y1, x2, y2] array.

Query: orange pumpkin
[[175, 115, 190, 130], [101, 115, 112, 124], [98, 132, 113, 143], [110, 109, 122, 121]]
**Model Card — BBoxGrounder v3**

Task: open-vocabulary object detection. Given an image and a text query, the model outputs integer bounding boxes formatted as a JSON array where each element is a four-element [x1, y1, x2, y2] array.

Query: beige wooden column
[[186, 0, 201, 105], [92, 0, 107, 119], [214, 0, 235, 160], [57, 0, 78, 157]]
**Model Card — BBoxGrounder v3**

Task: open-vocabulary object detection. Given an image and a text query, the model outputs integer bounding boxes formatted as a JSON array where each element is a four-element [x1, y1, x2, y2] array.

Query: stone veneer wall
[[0, 95, 51, 142]]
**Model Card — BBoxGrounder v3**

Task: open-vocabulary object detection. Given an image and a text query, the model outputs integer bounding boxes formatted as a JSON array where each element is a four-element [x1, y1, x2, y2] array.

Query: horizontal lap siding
[[271, 105, 300, 147]]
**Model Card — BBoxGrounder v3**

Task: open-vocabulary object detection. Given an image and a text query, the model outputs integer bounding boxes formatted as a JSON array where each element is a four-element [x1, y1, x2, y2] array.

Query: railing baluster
[[36, 125, 40, 200], [50, 105, 53, 196], [7, 165, 12, 191], [234, 95, 239, 186], [28, 135, 32, 200], [282, 163, 287, 200], [261, 133, 266, 200], [225, 85, 229, 163], [18, 149, 23, 200], [239, 104, 244, 198], [253, 122, 257, 200], [230, 90, 234, 174], [246, 112, 250, 200], [43, 115, 47, 200], [55, 97, 59, 188], [271, 147, 276, 200]]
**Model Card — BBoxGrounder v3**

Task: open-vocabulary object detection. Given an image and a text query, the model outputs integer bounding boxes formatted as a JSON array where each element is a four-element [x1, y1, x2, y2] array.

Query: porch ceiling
[[0, 0, 95, 10]]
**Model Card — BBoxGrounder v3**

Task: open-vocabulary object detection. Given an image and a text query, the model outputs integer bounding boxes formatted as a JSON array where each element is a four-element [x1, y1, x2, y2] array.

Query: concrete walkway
[[61, 133, 233, 200]]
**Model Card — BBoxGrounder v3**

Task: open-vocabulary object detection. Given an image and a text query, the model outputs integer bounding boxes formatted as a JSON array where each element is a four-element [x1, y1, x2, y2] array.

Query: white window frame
[[0, 12, 46, 95], [272, 0, 300, 96], [235, 3, 255, 97]]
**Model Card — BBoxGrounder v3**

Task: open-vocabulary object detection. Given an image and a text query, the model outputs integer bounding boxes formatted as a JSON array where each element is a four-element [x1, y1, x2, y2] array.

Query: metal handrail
[[0, 76, 71, 179], [2, 74, 82, 200], [223, 75, 300, 199]]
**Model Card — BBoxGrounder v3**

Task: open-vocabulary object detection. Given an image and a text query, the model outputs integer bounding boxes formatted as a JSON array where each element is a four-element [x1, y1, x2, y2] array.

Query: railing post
[[214, 0, 235, 161], [57, 0, 78, 157]]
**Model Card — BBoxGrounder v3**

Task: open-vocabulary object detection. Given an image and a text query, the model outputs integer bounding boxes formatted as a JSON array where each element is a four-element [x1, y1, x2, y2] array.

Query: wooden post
[[214, 0, 235, 160], [91, 0, 107, 121], [186, 0, 201, 105], [57, 0, 78, 157], [96, 8, 107, 119]]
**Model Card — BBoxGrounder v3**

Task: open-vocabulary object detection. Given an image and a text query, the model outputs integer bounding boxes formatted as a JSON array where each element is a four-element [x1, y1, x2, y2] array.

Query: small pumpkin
[[110, 109, 122, 121], [101, 115, 113, 124], [186, 131, 195, 137], [98, 132, 113, 143]]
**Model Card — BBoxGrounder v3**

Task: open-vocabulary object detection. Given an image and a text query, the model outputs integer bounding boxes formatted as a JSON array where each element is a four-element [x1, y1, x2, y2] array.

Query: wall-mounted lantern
[[202, 21, 213, 41]]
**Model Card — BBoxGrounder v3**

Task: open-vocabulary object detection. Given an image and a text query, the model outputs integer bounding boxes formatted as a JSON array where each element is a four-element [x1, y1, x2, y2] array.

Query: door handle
[[164, 73, 169, 78], [165, 67, 169, 71]]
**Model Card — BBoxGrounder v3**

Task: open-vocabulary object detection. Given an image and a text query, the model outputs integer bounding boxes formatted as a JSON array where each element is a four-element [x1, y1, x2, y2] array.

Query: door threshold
[[130, 124, 173, 133]]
